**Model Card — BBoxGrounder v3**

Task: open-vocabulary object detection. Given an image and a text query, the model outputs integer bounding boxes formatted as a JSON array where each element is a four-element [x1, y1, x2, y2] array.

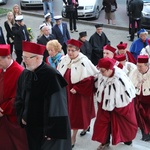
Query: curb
[[22, 11, 129, 31]]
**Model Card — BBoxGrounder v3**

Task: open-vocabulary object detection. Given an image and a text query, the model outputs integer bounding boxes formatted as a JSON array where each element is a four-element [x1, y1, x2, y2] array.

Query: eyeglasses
[[22, 55, 37, 60], [67, 49, 77, 53]]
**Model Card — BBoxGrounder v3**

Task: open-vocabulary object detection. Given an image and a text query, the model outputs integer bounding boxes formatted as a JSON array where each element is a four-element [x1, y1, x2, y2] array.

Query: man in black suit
[[128, 0, 143, 41], [12, 15, 30, 64], [0, 26, 6, 44], [52, 15, 70, 54], [37, 25, 55, 61]]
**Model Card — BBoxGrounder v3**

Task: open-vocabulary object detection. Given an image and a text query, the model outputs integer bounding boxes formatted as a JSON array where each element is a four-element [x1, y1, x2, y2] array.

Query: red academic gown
[[0, 61, 29, 150], [135, 94, 150, 134], [92, 96, 137, 145], [64, 69, 95, 129]]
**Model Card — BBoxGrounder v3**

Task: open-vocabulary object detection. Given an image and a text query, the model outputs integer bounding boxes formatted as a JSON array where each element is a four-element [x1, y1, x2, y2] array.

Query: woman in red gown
[[58, 39, 99, 148]]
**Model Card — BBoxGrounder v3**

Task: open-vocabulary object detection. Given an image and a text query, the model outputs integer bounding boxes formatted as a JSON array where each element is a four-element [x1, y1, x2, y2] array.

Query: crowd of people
[[0, 1, 150, 150]]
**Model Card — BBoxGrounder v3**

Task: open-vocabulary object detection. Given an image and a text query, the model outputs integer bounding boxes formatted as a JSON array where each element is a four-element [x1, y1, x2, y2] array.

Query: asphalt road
[[1, 0, 129, 29]]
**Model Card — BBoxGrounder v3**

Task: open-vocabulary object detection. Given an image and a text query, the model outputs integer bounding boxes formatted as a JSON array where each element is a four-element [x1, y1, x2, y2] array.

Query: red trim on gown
[[64, 69, 95, 129]]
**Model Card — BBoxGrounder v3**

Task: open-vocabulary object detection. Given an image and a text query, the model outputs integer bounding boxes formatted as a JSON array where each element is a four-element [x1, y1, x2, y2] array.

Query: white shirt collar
[[3, 59, 13, 72]]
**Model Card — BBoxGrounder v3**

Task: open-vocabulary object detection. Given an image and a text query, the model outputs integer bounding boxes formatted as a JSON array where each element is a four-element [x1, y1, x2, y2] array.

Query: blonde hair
[[46, 40, 62, 53], [6, 11, 15, 24], [12, 4, 22, 16]]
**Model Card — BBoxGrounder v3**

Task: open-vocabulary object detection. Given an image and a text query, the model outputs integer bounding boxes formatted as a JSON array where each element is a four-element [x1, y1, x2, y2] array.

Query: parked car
[[0, 0, 7, 4], [62, 0, 103, 20], [126, 0, 150, 28], [20, 0, 43, 9]]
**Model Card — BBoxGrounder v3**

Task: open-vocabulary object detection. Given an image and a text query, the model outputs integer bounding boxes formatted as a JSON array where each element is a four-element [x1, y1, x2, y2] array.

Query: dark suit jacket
[[37, 34, 56, 61], [37, 34, 55, 46], [0, 26, 6, 44], [4, 21, 14, 44], [128, 0, 143, 19], [12, 23, 30, 50], [52, 22, 70, 46], [103, 0, 117, 13]]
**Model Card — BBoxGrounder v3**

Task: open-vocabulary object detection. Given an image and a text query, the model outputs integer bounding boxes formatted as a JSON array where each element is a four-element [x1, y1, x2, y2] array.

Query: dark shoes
[[124, 141, 132, 145], [141, 133, 150, 141], [71, 137, 76, 148], [80, 126, 90, 136], [70, 29, 78, 33], [70, 30, 74, 33], [129, 39, 133, 41]]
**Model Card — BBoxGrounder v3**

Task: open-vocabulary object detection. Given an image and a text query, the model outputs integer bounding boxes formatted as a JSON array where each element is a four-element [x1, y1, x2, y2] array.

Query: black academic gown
[[0, 26, 6, 44], [15, 62, 71, 150], [89, 32, 110, 65], [79, 39, 92, 61]]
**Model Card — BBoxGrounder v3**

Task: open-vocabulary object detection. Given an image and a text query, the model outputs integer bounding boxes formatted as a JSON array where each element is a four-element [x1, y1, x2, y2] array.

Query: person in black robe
[[78, 31, 92, 61], [0, 26, 6, 44], [15, 41, 72, 150], [89, 24, 110, 65]]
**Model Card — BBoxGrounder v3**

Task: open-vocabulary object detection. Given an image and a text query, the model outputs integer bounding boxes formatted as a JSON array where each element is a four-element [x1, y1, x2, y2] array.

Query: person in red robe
[[114, 54, 136, 77], [57, 39, 99, 148], [116, 41, 137, 64], [129, 55, 150, 141], [92, 57, 137, 150], [0, 44, 28, 150], [103, 44, 123, 69]]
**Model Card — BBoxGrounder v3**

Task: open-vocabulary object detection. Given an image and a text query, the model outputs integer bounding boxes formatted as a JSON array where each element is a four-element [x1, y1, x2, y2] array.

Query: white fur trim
[[96, 67, 136, 111], [123, 62, 136, 77], [57, 53, 99, 83], [130, 68, 150, 95], [140, 45, 150, 63]]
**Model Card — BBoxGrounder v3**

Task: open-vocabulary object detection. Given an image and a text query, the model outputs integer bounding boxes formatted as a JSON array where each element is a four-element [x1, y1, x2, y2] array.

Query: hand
[[70, 88, 77, 94], [45, 135, 51, 140], [20, 21, 24, 26], [22, 118, 27, 125], [0, 107, 4, 117]]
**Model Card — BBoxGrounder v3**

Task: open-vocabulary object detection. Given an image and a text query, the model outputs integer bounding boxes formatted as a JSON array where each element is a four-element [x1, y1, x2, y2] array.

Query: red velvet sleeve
[[0, 98, 15, 115], [73, 76, 95, 97]]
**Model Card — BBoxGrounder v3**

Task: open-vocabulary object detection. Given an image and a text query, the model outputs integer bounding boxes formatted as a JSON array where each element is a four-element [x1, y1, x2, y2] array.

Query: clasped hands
[[70, 88, 77, 94]]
